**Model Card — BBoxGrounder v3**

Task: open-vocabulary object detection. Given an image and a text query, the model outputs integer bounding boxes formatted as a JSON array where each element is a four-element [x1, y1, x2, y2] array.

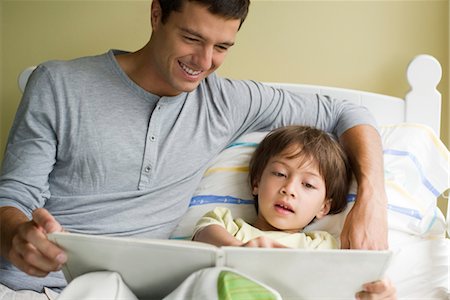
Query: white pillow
[[170, 124, 449, 240]]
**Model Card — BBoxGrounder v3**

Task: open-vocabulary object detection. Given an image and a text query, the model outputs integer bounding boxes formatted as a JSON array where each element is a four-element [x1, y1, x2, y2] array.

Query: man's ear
[[151, 0, 162, 30], [315, 199, 332, 219]]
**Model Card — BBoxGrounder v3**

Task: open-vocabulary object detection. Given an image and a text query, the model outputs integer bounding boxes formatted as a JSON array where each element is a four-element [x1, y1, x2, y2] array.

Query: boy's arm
[[193, 224, 243, 247], [339, 125, 388, 250], [193, 224, 286, 248]]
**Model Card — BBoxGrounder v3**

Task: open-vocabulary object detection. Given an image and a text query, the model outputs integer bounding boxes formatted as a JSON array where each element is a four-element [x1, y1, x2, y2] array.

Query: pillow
[[170, 124, 449, 240]]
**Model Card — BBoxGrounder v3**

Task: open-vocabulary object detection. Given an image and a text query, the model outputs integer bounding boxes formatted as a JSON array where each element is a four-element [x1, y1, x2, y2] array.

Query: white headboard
[[18, 55, 442, 135], [265, 54, 442, 135]]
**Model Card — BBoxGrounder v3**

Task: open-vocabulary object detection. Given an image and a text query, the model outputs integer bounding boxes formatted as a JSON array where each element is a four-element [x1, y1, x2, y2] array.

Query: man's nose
[[194, 46, 213, 70]]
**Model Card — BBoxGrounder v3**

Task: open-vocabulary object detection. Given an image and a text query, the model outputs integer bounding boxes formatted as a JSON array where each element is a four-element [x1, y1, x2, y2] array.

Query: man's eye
[[184, 36, 198, 42], [215, 45, 228, 52]]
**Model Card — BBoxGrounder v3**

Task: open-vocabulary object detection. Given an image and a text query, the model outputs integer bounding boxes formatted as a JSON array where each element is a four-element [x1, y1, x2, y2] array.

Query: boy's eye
[[272, 172, 286, 177], [303, 182, 315, 189]]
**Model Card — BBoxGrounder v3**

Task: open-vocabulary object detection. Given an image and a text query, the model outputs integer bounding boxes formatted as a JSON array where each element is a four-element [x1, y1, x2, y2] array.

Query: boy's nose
[[281, 186, 296, 198]]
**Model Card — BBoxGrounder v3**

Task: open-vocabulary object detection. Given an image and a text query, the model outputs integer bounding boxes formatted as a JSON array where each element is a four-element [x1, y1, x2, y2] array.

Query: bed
[[168, 54, 449, 299], [18, 54, 449, 298]]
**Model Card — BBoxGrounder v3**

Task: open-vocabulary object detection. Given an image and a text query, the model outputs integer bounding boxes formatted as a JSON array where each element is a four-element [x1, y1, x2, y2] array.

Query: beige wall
[[1, 0, 449, 163]]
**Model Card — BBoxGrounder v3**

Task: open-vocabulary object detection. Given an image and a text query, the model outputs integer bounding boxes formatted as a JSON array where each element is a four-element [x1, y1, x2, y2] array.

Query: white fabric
[[53, 268, 283, 300], [163, 267, 282, 300], [56, 271, 137, 300], [386, 232, 449, 299]]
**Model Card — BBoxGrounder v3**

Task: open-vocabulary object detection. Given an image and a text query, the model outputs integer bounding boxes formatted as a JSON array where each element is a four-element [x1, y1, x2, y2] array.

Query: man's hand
[[1, 207, 66, 277], [340, 190, 388, 250]]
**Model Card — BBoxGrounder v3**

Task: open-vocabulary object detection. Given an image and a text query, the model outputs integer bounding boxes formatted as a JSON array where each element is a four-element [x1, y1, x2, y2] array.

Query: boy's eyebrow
[[270, 160, 321, 177], [179, 27, 235, 47]]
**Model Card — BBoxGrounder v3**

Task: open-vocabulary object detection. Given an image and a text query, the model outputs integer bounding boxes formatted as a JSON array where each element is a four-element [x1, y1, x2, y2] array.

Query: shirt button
[[144, 165, 151, 173], [150, 136, 156, 142]]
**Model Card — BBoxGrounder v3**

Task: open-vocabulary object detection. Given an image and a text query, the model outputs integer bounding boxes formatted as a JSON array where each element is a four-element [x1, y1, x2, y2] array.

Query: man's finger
[[32, 208, 63, 233]]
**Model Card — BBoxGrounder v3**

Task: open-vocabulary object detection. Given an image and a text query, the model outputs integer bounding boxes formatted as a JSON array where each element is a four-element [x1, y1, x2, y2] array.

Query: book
[[48, 232, 392, 299]]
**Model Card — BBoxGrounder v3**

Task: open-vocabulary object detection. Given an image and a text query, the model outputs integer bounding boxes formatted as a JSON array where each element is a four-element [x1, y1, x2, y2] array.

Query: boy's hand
[[356, 279, 397, 299], [242, 236, 287, 248]]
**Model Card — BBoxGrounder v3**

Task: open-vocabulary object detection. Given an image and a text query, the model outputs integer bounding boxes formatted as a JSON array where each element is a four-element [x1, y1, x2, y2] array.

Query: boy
[[193, 125, 350, 248], [192, 126, 396, 299]]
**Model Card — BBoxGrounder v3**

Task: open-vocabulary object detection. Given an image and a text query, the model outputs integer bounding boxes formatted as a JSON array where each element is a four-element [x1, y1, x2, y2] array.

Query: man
[[0, 0, 393, 299]]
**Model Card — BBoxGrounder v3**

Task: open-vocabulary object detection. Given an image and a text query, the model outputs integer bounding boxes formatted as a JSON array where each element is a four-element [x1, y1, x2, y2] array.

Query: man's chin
[[178, 81, 203, 93]]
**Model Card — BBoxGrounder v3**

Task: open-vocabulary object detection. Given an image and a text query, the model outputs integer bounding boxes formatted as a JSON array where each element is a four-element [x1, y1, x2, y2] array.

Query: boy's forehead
[[272, 144, 318, 168], [277, 143, 303, 157]]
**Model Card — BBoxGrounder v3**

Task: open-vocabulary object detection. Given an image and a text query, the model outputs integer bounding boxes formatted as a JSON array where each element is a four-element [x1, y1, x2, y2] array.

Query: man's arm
[[0, 206, 66, 276], [339, 124, 388, 250]]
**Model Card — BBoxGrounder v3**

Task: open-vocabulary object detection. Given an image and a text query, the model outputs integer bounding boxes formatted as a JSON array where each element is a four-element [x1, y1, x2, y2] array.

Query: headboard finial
[[407, 54, 442, 90], [18, 66, 37, 93], [405, 55, 442, 135]]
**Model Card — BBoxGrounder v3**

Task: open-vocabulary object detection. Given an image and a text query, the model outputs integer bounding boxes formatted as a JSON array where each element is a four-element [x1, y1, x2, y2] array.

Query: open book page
[[49, 232, 392, 299], [49, 232, 218, 298], [223, 247, 392, 299]]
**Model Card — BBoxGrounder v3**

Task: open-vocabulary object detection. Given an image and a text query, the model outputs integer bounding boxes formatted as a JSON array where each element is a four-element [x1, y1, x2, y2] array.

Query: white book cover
[[49, 232, 392, 299]]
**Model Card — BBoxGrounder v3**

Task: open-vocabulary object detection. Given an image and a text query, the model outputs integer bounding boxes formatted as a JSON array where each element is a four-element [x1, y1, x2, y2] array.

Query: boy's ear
[[315, 199, 332, 219], [252, 183, 259, 196]]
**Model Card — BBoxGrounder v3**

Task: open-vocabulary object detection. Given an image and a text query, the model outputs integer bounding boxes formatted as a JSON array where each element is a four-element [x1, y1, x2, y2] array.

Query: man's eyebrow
[[180, 27, 203, 39], [179, 27, 235, 47]]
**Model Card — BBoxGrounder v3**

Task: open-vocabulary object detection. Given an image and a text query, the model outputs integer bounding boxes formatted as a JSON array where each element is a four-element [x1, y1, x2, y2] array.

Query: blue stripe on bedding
[[347, 193, 422, 220], [383, 149, 440, 197], [190, 195, 255, 207], [190, 194, 425, 221], [225, 142, 259, 149], [424, 208, 437, 233]]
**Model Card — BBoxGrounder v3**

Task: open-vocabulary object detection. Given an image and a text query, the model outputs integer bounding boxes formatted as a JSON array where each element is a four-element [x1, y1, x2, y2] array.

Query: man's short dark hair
[[158, 0, 250, 29]]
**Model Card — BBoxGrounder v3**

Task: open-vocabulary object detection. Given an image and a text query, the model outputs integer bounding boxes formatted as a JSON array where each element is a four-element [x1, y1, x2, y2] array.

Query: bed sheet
[[387, 230, 449, 299]]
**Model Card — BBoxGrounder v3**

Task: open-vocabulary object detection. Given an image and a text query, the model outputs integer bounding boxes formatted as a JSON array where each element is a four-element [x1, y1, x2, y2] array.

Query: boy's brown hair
[[249, 126, 351, 215]]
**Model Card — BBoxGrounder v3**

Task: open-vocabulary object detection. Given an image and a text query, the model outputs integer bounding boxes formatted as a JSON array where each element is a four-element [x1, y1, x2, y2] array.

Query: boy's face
[[252, 145, 331, 233], [149, 1, 240, 96]]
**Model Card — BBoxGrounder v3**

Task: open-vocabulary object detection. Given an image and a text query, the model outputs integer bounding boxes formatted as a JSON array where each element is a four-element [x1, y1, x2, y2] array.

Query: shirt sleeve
[[209, 75, 378, 141], [192, 207, 241, 238], [0, 65, 57, 217], [303, 231, 339, 249]]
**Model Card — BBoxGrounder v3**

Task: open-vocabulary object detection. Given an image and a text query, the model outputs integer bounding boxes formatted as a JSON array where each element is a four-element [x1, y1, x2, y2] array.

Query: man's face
[[149, 1, 241, 96]]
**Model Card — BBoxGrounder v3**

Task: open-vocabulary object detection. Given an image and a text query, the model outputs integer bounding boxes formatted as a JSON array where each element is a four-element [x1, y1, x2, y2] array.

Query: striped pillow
[[170, 124, 449, 240]]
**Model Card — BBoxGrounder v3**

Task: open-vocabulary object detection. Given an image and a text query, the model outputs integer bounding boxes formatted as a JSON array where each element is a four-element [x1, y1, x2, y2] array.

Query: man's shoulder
[[39, 51, 111, 73], [32, 50, 115, 87], [202, 73, 266, 95]]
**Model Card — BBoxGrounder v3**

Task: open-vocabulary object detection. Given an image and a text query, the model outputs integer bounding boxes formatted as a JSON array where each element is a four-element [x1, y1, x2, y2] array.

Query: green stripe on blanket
[[218, 270, 278, 300]]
